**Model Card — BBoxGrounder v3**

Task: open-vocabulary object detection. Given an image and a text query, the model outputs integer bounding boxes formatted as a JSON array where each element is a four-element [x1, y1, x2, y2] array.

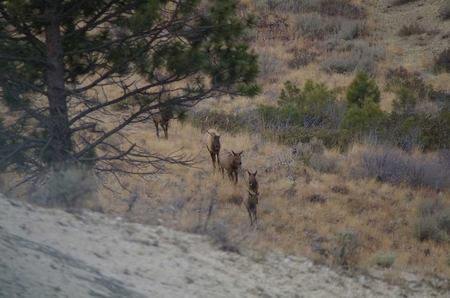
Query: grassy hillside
[[87, 0, 450, 280], [4, 0, 450, 285]]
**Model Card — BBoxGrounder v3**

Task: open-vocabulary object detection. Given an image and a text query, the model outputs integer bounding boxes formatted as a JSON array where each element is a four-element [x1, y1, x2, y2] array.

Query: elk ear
[[232, 150, 236, 155], [254, 171, 258, 175], [239, 151, 243, 155], [247, 170, 251, 175]]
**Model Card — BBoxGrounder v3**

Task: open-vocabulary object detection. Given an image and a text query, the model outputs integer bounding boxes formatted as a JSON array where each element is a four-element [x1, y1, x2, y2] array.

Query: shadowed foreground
[[0, 194, 445, 298]]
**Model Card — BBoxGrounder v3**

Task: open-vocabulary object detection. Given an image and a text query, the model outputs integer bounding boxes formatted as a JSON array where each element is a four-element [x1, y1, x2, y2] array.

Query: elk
[[204, 129, 222, 169], [218, 149, 243, 185], [244, 191, 259, 226], [152, 108, 173, 139], [247, 170, 259, 194]]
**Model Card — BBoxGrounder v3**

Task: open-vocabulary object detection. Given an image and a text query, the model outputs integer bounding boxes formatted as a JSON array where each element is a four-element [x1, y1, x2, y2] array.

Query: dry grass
[[92, 115, 450, 278]]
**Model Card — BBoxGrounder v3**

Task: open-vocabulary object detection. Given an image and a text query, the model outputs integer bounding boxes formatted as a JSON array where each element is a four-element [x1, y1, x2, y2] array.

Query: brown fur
[[247, 170, 259, 194], [218, 149, 243, 185], [244, 191, 259, 226], [204, 129, 221, 169], [152, 111, 171, 139]]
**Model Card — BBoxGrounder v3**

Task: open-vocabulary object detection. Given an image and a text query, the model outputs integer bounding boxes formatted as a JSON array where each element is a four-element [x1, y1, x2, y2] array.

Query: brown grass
[[90, 114, 450, 279]]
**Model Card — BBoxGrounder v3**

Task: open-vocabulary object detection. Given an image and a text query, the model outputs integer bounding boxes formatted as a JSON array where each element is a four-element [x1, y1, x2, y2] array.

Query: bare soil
[[1, 194, 448, 298]]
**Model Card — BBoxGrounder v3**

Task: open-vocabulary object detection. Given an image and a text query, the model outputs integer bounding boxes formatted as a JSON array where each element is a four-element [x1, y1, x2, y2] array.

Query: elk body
[[152, 108, 173, 139], [218, 149, 243, 185], [204, 129, 221, 169], [244, 191, 259, 226], [247, 170, 258, 194]]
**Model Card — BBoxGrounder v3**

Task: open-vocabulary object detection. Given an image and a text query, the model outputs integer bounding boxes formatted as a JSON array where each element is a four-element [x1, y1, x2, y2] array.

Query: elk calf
[[204, 129, 221, 169], [244, 191, 259, 226], [218, 149, 243, 185], [247, 170, 258, 194]]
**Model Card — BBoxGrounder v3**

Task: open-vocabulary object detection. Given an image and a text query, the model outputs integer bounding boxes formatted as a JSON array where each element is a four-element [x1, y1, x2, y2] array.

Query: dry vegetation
[[3, 0, 450, 287]]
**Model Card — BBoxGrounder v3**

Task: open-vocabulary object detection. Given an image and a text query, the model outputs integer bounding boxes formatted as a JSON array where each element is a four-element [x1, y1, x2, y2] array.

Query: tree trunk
[[45, 5, 71, 169]]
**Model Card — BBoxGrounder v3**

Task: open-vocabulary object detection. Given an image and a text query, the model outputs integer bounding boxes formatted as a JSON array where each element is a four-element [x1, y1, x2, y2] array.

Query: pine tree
[[346, 71, 380, 108], [0, 0, 260, 188]]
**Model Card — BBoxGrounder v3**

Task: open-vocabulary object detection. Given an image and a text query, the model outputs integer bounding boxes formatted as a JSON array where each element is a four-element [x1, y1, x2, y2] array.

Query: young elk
[[244, 191, 259, 226], [204, 129, 222, 169], [218, 149, 243, 185], [247, 170, 259, 194], [152, 108, 173, 139]]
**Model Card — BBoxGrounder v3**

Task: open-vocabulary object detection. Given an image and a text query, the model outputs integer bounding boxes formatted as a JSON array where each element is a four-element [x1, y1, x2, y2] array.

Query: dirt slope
[[0, 194, 447, 298]]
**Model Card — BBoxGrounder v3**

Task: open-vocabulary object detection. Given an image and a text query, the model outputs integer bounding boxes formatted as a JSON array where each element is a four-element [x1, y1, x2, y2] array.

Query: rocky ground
[[0, 194, 447, 298]]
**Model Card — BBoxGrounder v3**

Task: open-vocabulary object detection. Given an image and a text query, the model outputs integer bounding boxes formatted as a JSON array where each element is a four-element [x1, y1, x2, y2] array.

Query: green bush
[[418, 110, 450, 151], [399, 118, 421, 151], [342, 98, 385, 135], [346, 71, 381, 107], [371, 252, 396, 268], [342, 71, 384, 135], [391, 88, 417, 119], [413, 198, 450, 243], [267, 127, 352, 151], [256, 104, 285, 129], [257, 80, 344, 130]]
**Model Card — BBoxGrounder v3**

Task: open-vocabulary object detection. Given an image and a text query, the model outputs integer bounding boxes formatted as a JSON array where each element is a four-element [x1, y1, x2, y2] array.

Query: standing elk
[[204, 129, 223, 169], [152, 108, 173, 139], [247, 170, 259, 194], [244, 191, 259, 226], [218, 149, 243, 185]]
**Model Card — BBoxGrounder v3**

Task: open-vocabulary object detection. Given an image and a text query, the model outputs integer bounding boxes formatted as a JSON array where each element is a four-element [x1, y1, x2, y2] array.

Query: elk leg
[[248, 210, 253, 226], [154, 122, 160, 137], [210, 152, 216, 168], [163, 124, 168, 139], [228, 171, 233, 182]]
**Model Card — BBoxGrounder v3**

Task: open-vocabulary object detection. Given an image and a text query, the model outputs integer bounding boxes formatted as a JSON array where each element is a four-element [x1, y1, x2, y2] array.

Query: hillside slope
[[0, 194, 447, 298]]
